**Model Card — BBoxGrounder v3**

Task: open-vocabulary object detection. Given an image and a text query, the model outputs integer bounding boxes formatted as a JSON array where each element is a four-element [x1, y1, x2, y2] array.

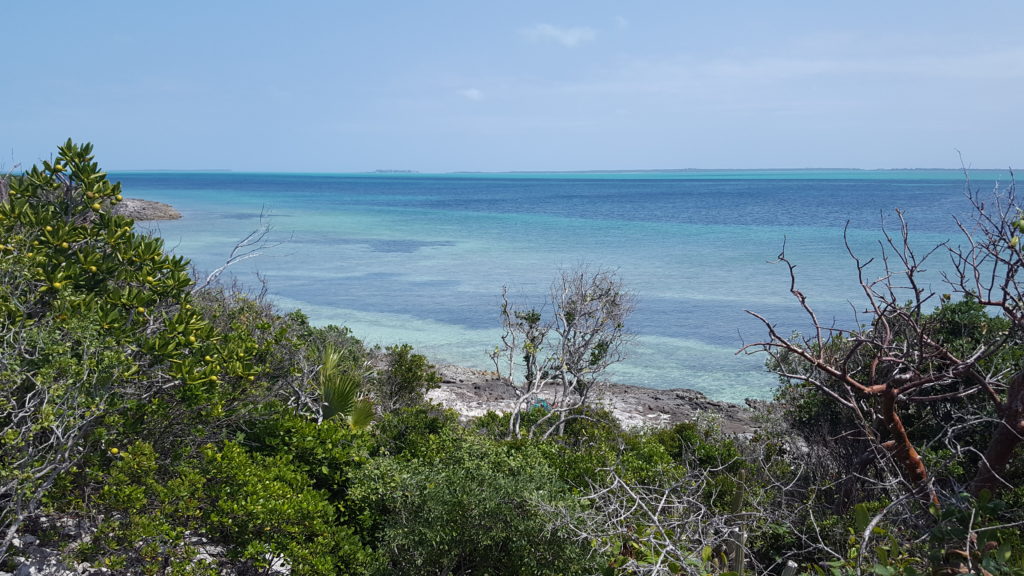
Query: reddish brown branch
[[879, 387, 935, 504], [971, 370, 1024, 495]]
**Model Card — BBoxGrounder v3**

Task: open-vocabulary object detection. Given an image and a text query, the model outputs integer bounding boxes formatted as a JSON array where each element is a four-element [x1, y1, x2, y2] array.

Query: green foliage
[[774, 297, 1017, 446], [927, 295, 1013, 359], [370, 403, 462, 459], [190, 284, 314, 388], [80, 441, 213, 576], [472, 403, 572, 441], [0, 143, 375, 568], [0, 141, 188, 325], [553, 409, 677, 486], [368, 343, 440, 411], [793, 495, 1024, 576], [0, 141, 216, 555], [80, 439, 367, 575], [475, 406, 677, 487], [0, 142, 291, 462], [197, 441, 367, 575], [926, 491, 1024, 576], [349, 422, 598, 575], [0, 315, 130, 495], [243, 404, 372, 500], [766, 295, 1024, 573], [651, 420, 744, 470], [319, 344, 374, 429], [649, 420, 749, 511], [300, 320, 367, 366], [772, 297, 1024, 504]]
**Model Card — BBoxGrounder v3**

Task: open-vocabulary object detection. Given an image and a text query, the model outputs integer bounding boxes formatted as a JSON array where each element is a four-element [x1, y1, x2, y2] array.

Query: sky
[[3, 1, 1023, 172]]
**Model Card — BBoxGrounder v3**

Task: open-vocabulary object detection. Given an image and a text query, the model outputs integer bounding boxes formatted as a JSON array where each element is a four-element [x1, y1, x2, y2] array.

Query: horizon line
[[105, 166, 1014, 175]]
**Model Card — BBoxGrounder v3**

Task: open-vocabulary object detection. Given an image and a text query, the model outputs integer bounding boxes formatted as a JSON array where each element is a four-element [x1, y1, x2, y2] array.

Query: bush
[[367, 344, 440, 412], [0, 142, 374, 567], [348, 426, 598, 575], [81, 439, 368, 575], [243, 404, 373, 499], [649, 419, 749, 511], [0, 141, 222, 556], [78, 441, 211, 576], [197, 441, 367, 575], [370, 403, 461, 459]]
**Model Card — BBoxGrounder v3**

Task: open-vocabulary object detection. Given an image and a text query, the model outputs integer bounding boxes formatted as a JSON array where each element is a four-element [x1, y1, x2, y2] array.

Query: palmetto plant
[[318, 345, 374, 429]]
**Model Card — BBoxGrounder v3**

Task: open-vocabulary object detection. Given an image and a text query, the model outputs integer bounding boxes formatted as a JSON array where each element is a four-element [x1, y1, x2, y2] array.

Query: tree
[[0, 142, 299, 560], [0, 142, 187, 558], [744, 178, 1024, 507], [492, 265, 635, 438], [366, 344, 440, 413]]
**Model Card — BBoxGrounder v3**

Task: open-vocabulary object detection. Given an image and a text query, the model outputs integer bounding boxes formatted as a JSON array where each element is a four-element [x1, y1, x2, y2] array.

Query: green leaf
[[999, 541, 1013, 562], [872, 564, 895, 576], [320, 347, 360, 421], [349, 398, 375, 430], [854, 502, 870, 533]]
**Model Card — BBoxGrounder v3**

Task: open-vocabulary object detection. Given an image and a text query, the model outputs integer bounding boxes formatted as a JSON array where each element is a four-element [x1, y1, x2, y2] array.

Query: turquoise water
[[118, 170, 1009, 402]]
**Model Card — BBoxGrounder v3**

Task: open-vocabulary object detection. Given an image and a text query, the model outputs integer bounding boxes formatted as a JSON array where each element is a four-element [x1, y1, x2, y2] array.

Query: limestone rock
[[112, 198, 181, 221]]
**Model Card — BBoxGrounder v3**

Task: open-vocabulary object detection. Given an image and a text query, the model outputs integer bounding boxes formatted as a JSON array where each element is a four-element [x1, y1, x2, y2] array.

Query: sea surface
[[115, 169, 1012, 402]]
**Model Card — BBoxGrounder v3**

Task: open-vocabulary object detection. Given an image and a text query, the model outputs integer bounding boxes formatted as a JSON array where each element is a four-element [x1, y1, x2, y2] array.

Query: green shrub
[[371, 403, 461, 459], [80, 441, 212, 576], [0, 141, 223, 555], [348, 429, 598, 575], [0, 143, 372, 566], [197, 441, 367, 575], [368, 343, 440, 411], [476, 406, 679, 488], [81, 439, 368, 575], [243, 404, 372, 499]]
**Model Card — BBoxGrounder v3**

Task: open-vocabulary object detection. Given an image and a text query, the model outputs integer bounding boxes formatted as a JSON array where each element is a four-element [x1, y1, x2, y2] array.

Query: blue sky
[[3, 2, 1023, 172]]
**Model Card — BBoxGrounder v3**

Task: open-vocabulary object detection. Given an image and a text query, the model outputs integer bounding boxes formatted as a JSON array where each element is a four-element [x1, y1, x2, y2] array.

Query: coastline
[[122, 195, 759, 433], [429, 364, 758, 435]]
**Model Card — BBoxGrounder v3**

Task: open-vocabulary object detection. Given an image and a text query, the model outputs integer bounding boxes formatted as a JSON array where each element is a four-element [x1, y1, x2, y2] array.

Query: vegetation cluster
[[1, 143, 1022, 575]]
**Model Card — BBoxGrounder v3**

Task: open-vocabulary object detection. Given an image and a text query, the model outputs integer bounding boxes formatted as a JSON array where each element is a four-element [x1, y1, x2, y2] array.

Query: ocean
[[116, 169, 1011, 402]]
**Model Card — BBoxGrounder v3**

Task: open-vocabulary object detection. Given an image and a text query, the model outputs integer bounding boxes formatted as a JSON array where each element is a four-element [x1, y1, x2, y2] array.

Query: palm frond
[[348, 398, 375, 430], [320, 344, 360, 421]]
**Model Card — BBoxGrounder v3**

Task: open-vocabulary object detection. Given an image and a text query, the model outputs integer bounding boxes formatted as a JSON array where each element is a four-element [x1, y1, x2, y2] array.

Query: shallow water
[[120, 169, 1008, 402]]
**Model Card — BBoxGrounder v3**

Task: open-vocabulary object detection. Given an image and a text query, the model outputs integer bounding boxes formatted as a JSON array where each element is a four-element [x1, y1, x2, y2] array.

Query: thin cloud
[[458, 88, 484, 101], [522, 23, 596, 48]]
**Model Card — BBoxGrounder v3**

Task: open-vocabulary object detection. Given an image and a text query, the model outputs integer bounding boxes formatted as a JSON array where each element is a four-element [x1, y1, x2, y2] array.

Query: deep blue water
[[116, 169, 1011, 402]]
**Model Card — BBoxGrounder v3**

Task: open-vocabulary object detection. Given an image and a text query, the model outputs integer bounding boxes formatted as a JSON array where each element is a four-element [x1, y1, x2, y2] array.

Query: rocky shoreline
[[114, 197, 181, 221], [428, 365, 759, 435]]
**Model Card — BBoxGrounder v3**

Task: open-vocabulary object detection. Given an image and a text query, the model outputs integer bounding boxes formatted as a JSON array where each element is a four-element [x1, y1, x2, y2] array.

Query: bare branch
[[194, 208, 282, 292]]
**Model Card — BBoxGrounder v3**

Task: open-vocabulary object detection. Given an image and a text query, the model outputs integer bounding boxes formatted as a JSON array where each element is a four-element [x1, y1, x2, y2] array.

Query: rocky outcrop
[[112, 198, 181, 221], [429, 365, 758, 435]]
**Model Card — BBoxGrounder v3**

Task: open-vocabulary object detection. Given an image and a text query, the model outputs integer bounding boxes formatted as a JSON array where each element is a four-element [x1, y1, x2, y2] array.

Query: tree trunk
[[881, 387, 934, 503], [970, 371, 1024, 495]]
